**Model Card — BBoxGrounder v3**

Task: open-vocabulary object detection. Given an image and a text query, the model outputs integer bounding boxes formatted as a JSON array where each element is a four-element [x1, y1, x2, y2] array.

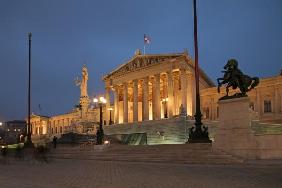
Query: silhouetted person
[[1, 147, 7, 157], [1, 146, 8, 164], [52, 136, 57, 149], [15, 144, 24, 160]]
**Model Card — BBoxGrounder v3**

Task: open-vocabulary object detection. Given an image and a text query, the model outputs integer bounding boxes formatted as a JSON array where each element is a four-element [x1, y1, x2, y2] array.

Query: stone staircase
[[48, 143, 244, 164]]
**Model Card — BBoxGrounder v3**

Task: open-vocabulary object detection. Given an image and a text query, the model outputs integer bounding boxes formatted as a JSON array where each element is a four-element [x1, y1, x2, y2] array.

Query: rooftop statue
[[217, 59, 259, 100]]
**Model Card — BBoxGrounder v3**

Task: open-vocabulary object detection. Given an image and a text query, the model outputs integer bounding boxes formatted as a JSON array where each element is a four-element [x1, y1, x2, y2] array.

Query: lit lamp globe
[[99, 96, 107, 104]]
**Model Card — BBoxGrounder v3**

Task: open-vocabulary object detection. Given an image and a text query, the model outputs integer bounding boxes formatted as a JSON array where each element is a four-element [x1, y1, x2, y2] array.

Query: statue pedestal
[[80, 97, 90, 119], [214, 97, 257, 159]]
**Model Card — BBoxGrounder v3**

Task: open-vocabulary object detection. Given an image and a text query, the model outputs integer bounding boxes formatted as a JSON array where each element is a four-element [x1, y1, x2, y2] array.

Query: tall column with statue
[[75, 65, 90, 118]]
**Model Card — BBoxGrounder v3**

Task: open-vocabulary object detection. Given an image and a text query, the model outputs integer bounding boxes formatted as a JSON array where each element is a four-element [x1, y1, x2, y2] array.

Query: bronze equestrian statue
[[217, 59, 259, 100]]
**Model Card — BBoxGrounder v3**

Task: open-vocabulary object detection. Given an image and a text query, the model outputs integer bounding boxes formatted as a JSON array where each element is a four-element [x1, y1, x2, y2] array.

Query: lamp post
[[188, 0, 211, 143], [93, 96, 107, 144], [108, 107, 113, 125], [25, 32, 34, 147]]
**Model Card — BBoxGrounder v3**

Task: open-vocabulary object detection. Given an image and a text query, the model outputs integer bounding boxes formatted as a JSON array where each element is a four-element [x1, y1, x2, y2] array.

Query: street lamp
[[93, 96, 107, 144], [188, 0, 211, 143], [108, 107, 114, 125]]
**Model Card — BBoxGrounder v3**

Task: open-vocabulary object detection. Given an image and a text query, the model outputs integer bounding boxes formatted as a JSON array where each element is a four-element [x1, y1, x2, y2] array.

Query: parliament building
[[30, 50, 282, 144]]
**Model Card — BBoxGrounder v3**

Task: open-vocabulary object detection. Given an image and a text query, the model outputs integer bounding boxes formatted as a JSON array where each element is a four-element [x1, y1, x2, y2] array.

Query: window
[[264, 100, 272, 113]]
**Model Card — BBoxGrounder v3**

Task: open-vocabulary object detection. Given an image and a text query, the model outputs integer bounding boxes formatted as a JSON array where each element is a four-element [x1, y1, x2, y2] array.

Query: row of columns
[[106, 69, 193, 124]]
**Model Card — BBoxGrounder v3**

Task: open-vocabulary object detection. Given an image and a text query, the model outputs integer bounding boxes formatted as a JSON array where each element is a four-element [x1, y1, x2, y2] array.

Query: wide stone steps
[[48, 144, 243, 164]]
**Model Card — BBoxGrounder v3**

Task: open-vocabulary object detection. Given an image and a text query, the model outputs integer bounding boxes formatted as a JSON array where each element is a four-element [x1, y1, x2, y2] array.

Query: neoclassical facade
[[29, 51, 282, 141], [103, 50, 214, 125]]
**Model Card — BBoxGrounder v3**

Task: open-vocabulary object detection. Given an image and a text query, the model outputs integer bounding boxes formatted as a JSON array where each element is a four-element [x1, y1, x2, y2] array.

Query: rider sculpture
[[217, 59, 259, 100]]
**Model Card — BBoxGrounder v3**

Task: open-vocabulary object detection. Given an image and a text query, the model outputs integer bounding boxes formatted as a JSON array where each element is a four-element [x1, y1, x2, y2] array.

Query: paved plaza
[[0, 159, 281, 188]]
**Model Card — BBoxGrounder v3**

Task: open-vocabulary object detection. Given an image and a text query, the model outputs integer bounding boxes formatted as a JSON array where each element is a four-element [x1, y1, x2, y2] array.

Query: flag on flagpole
[[144, 34, 150, 44]]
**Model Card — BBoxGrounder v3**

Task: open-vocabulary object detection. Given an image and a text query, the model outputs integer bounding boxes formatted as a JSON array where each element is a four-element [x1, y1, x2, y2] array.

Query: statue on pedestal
[[217, 59, 259, 100], [75, 65, 90, 118]]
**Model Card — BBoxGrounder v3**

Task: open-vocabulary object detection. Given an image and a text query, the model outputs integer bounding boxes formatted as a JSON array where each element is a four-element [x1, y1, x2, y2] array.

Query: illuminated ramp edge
[[106, 133, 147, 145], [104, 118, 192, 145]]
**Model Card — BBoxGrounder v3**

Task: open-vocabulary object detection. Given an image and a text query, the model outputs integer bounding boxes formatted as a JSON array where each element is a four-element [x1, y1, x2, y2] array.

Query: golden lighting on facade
[[162, 98, 168, 102]]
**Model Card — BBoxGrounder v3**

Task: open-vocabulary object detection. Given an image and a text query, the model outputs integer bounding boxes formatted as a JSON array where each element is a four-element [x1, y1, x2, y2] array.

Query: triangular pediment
[[104, 53, 184, 80], [30, 113, 50, 119]]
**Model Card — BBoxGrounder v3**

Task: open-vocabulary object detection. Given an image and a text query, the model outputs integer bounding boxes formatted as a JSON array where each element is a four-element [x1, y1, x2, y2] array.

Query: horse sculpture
[[217, 59, 259, 99]]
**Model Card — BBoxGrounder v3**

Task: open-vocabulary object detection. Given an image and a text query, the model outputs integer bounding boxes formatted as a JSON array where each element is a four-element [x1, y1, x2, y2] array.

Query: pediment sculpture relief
[[110, 56, 180, 78]]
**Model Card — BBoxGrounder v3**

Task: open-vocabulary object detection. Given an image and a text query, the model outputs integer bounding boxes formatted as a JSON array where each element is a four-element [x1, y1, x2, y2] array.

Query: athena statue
[[75, 65, 88, 97]]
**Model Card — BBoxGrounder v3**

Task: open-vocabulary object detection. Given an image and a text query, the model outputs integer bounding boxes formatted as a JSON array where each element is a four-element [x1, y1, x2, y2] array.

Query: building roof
[[103, 52, 184, 80], [30, 114, 50, 119], [103, 50, 215, 87]]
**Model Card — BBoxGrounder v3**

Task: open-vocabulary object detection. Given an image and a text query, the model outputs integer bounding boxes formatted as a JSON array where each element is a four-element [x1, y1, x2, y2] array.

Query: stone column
[[133, 79, 138, 122], [256, 89, 261, 116], [152, 74, 161, 120], [187, 72, 193, 116], [180, 69, 187, 111], [105, 87, 110, 125], [113, 86, 119, 124], [210, 97, 215, 120], [192, 74, 196, 115], [173, 73, 179, 115], [123, 82, 128, 123], [167, 71, 174, 118], [274, 87, 280, 116], [281, 89, 282, 113], [142, 77, 149, 121]]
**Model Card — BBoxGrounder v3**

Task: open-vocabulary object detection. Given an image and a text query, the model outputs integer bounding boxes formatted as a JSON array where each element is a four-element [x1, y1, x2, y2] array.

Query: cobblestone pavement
[[0, 159, 281, 188]]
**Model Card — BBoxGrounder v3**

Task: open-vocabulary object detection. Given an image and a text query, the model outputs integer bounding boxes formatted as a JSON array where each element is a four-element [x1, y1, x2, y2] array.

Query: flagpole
[[143, 44, 146, 55], [25, 32, 34, 147]]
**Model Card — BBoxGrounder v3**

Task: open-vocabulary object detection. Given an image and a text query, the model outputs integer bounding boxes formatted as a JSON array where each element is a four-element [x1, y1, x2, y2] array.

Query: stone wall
[[214, 97, 282, 159]]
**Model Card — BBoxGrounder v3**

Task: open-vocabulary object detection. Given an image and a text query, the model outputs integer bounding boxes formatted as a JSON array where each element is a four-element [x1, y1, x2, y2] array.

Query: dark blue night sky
[[0, 0, 281, 121]]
